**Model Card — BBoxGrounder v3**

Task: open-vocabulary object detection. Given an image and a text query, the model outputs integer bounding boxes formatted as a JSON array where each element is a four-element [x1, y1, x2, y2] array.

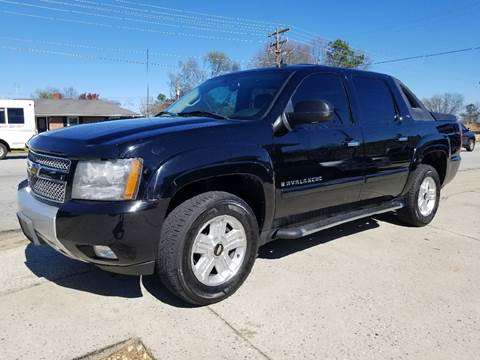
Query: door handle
[[346, 140, 361, 147], [397, 136, 408, 142]]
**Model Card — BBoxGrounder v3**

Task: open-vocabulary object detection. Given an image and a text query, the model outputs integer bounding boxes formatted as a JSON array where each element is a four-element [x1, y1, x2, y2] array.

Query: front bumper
[[17, 183, 167, 275]]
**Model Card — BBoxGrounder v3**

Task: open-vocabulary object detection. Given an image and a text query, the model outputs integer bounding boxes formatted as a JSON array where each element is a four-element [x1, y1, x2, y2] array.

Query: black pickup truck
[[17, 65, 461, 305]]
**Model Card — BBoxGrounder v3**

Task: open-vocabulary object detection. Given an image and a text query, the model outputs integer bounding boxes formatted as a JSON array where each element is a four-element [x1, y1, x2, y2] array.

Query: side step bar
[[274, 201, 404, 240]]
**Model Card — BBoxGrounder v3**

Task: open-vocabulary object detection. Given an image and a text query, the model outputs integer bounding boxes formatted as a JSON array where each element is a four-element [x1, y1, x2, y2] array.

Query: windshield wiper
[[156, 111, 177, 117], [177, 111, 228, 120]]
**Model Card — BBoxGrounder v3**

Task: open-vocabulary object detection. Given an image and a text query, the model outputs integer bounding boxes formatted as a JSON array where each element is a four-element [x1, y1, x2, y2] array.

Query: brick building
[[34, 99, 139, 133]]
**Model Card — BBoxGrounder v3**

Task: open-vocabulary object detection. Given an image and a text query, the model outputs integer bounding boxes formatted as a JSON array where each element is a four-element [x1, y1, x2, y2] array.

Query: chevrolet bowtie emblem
[[27, 160, 41, 178]]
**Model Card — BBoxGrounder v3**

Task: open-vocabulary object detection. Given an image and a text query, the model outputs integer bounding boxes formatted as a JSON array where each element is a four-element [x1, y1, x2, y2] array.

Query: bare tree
[[204, 51, 240, 77], [252, 40, 316, 67], [62, 86, 78, 99], [422, 93, 465, 115], [168, 58, 206, 98], [251, 37, 370, 69]]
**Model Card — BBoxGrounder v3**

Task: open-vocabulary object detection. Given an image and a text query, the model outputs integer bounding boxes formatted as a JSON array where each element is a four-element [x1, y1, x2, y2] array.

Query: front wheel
[[466, 139, 475, 152], [398, 164, 440, 227], [156, 191, 259, 306], [0, 143, 7, 160]]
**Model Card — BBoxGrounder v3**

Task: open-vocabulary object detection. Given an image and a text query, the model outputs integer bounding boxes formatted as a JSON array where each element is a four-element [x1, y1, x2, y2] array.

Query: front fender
[[146, 145, 276, 236]]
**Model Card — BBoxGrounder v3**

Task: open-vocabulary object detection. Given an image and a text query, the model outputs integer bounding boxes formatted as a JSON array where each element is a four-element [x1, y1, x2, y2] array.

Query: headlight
[[72, 158, 143, 201]]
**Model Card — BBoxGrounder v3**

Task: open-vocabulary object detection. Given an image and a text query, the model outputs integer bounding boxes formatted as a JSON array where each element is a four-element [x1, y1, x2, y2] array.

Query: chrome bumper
[[17, 186, 79, 260]]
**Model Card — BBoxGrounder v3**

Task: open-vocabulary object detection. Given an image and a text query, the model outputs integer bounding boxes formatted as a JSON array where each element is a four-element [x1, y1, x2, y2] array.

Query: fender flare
[[401, 135, 449, 195], [146, 145, 276, 235]]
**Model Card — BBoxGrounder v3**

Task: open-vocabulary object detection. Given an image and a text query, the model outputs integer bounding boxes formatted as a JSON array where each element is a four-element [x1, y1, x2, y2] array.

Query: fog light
[[93, 245, 118, 260]]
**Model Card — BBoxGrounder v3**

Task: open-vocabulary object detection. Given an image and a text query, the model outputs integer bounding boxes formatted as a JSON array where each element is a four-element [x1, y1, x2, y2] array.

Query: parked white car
[[0, 100, 36, 159]]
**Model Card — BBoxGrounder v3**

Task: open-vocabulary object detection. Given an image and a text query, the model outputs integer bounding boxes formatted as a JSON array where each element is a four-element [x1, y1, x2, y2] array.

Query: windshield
[[166, 71, 289, 120]]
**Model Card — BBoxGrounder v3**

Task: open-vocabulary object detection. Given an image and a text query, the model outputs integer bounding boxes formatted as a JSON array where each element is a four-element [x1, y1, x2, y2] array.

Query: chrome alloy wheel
[[191, 215, 247, 286], [418, 176, 437, 216]]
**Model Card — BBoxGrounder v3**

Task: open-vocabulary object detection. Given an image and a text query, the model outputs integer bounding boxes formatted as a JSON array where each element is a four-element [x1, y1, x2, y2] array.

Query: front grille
[[31, 177, 67, 203], [28, 150, 71, 203], [28, 150, 71, 172]]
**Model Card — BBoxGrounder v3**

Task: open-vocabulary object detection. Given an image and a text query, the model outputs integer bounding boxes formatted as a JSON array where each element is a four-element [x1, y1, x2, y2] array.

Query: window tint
[[400, 84, 421, 108], [0, 108, 5, 124], [352, 77, 396, 125], [399, 82, 434, 121], [7, 108, 25, 124], [291, 73, 351, 124]]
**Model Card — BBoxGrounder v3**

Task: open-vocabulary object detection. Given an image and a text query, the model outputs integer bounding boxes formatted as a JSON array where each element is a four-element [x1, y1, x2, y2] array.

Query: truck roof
[[224, 64, 390, 80]]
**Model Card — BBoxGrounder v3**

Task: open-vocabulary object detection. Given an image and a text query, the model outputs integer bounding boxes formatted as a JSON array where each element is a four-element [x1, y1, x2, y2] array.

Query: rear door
[[273, 72, 364, 221], [350, 75, 414, 200]]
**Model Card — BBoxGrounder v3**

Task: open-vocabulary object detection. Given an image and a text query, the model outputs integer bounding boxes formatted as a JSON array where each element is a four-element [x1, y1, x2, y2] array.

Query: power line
[[0, 8, 257, 43], [0, 35, 252, 64], [38, 0, 268, 37], [113, 0, 288, 29], [374, 46, 480, 65], [0, 44, 176, 68], [71, 0, 275, 33]]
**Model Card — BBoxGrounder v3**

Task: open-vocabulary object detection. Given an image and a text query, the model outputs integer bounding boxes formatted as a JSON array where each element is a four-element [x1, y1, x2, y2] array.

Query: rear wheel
[[156, 191, 259, 306], [0, 143, 7, 160], [398, 164, 440, 227]]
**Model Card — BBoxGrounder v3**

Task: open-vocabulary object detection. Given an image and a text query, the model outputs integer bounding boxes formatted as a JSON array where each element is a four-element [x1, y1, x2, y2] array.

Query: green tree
[[461, 103, 480, 123], [324, 39, 369, 69], [33, 87, 62, 99]]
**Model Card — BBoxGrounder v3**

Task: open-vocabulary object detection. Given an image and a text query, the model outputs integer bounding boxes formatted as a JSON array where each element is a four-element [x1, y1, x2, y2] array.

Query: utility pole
[[146, 47, 150, 117], [269, 27, 290, 67]]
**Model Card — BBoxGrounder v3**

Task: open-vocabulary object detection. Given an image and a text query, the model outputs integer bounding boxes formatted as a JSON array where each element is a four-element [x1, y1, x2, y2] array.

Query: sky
[[0, 0, 479, 112]]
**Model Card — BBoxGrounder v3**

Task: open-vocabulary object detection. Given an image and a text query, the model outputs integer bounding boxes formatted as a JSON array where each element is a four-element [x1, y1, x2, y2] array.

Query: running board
[[274, 201, 404, 240]]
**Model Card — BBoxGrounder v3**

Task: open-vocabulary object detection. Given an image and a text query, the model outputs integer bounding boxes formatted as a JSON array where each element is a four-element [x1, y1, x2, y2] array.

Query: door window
[[352, 77, 396, 125], [0, 108, 5, 124], [7, 108, 25, 124], [290, 73, 351, 124], [67, 117, 79, 127]]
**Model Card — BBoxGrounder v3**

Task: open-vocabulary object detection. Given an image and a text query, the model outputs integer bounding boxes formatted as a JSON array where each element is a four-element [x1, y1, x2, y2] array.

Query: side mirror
[[287, 100, 334, 126]]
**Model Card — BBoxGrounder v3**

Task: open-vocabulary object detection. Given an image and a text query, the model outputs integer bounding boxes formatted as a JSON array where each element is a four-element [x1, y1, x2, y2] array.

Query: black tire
[[398, 164, 440, 227], [157, 191, 259, 306], [466, 139, 475, 152], [0, 143, 7, 160]]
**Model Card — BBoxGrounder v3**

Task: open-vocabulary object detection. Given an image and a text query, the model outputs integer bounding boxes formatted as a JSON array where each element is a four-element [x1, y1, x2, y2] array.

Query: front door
[[273, 72, 364, 224], [350, 75, 413, 200]]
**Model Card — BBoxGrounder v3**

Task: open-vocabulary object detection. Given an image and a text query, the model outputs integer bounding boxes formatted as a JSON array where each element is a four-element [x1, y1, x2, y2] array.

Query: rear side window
[[399, 82, 434, 121], [7, 108, 25, 124], [0, 108, 5, 124], [352, 77, 396, 125], [291, 73, 351, 124]]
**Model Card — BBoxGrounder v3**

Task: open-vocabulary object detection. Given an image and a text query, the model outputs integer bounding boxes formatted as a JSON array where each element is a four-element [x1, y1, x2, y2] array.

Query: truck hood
[[29, 116, 237, 157]]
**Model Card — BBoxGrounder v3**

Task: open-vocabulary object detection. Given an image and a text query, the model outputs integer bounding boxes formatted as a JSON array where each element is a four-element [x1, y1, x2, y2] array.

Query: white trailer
[[0, 99, 36, 159]]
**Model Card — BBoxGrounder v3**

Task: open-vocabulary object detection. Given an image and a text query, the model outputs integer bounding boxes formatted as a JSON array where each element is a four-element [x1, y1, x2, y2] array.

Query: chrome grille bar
[[28, 150, 71, 173]]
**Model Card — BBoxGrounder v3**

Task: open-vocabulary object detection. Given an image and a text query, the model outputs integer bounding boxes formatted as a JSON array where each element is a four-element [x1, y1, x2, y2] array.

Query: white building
[[0, 99, 36, 159]]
